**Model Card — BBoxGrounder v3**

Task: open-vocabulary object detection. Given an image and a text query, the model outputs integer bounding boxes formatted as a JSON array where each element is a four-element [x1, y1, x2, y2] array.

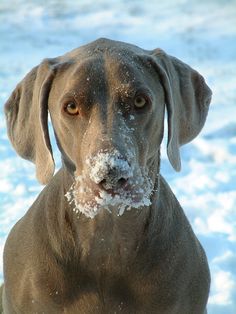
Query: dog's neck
[[57, 153, 160, 270]]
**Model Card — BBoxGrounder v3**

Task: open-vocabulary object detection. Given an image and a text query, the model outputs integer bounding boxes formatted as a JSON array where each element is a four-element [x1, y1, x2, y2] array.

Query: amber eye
[[64, 102, 79, 115], [134, 95, 148, 109]]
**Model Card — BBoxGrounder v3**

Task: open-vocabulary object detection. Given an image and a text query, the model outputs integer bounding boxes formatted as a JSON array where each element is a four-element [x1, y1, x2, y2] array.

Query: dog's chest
[[59, 218, 182, 313], [54, 246, 151, 313], [60, 252, 175, 314], [62, 273, 161, 314]]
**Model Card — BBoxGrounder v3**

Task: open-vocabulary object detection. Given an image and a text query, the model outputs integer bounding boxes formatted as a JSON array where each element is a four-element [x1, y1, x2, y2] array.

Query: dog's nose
[[99, 166, 130, 191], [88, 152, 132, 191]]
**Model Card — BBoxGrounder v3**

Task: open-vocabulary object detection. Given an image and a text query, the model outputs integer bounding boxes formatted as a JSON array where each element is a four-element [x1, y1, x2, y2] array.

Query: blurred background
[[0, 0, 236, 313]]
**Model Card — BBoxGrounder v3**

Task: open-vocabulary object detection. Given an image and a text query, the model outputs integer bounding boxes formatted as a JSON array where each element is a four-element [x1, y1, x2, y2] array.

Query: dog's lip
[[103, 179, 131, 194], [102, 186, 129, 196], [84, 177, 132, 197]]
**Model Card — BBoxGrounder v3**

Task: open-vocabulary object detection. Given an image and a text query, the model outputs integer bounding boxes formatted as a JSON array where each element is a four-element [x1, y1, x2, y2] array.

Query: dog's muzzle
[[87, 151, 132, 192], [66, 149, 153, 218]]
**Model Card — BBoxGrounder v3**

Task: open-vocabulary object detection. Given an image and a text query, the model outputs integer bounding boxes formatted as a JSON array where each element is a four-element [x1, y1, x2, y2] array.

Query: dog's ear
[[149, 49, 212, 171], [4, 59, 57, 184]]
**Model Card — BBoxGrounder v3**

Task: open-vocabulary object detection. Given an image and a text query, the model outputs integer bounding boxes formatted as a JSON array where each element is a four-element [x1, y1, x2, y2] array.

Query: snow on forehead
[[70, 54, 142, 91], [79, 38, 145, 57], [65, 44, 140, 66], [71, 53, 136, 76], [71, 41, 144, 71]]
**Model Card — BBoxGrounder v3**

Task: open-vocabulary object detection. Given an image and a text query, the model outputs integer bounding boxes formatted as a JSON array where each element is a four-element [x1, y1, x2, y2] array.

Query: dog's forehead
[[55, 39, 156, 101], [60, 38, 148, 80], [71, 55, 140, 82], [64, 53, 149, 94], [65, 38, 146, 60], [61, 55, 145, 107]]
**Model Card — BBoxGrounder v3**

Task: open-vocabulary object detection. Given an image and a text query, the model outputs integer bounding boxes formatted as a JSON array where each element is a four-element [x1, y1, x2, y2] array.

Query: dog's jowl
[[2, 38, 211, 314]]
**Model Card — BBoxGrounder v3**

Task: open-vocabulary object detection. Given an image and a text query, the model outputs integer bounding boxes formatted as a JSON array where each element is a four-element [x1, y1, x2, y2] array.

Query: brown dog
[[2, 38, 211, 313]]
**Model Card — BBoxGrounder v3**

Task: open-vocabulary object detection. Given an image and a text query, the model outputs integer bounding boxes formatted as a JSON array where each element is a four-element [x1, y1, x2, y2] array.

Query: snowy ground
[[0, 0, 236, 313]]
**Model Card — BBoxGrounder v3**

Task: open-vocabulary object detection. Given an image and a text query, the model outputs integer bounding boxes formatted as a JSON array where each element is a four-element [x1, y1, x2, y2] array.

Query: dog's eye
[[134, 95, 148, 109], [64, 102, 79, 115]]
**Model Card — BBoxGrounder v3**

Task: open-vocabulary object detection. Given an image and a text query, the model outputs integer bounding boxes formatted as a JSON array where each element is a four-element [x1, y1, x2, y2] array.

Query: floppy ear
[[149, 49, 212, 171], [4, 59, 56, 184]]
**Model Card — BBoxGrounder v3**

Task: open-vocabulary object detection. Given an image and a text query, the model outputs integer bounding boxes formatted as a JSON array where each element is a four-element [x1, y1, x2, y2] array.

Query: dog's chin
[[65, 175, 153, 219]]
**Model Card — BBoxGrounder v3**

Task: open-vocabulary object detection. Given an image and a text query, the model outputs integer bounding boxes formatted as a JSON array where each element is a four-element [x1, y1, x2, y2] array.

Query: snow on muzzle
[[65, 149, 154, 218], [87, 150, 132, 190]]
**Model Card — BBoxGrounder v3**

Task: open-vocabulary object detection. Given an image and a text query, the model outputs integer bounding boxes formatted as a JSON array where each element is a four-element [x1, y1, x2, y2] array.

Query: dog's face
[[49, 51, 165, 217], [4, 38, 212, 218]]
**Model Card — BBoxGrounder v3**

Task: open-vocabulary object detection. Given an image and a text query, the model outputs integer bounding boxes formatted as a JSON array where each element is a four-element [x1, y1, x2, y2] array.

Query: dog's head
[[5, 38, 212, 217]]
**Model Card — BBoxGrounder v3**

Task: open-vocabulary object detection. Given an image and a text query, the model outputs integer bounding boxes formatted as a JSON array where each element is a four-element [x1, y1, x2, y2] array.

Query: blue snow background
[[0, 1, 236, 313]]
